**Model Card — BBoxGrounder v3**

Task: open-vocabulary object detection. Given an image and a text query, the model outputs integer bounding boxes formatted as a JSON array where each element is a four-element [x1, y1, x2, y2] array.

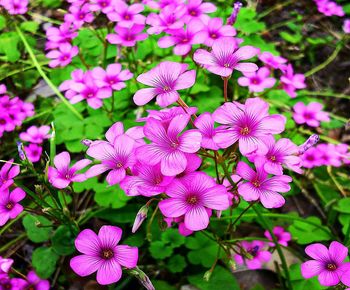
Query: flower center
[[163, 85, 170, 92], [251, 78, 260, 84], [5, 202, 13, 210], [124, 14, 130, 20], [87, 93, 94, 98], [190, 10, 197, 16], [186, 195, 199, 205], [155, 177, 162, 185], [248, 246, 259, 257], [211, 33, 217, 39], [182, 38, 189, 43], [252, 180, 260, 188], [62, 56, 68, 61], [170, 142, 179, 148], [79, 14, 84, 20], [224, 63, 231, 68], [240, 127, 250, 135], [28, 286, 35, 290], [326, 263, 337, 271], [101, 249, 114, 260], [0, 119, 6, 125], [109, 80, 115, 84], [116, 162, 123, 168], [101, 2, 107, 7], [270, 155, 276, 161]]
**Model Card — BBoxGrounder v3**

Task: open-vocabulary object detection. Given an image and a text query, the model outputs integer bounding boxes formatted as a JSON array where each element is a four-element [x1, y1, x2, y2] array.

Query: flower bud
[[17, 141, 26, 161], [127, 267, 155, 290], [298, 134, 319, 155], [132, 205, 149, 233], [203, 269, 212, 281], [228, 259, 237, 271], [227, 2, 243, 25], [81, 139, 93, 147]]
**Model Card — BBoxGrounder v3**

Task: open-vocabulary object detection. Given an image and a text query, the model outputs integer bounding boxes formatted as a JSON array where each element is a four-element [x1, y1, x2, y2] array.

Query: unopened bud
[[228, 259, 237, 271], [127, 267, 155, 290], [227, 2, 243, 25], [203, 270, 212, 282], [81, 139, 93, 147], [17, 141, 26, 161], [298, 134, 319, 155], [34, 185, 43, 195], [132, 205, 149, 233]]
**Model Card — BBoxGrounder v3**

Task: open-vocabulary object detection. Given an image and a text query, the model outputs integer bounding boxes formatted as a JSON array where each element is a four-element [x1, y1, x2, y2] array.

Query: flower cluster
[[301, 143, 350, 168], [313, 0, 345, 17], [293, 101, 330, 127], [0, 257, 49, 290], [59, 64, 132, 109], [0, 0, 28, 15], [0, 85, 35, 138]]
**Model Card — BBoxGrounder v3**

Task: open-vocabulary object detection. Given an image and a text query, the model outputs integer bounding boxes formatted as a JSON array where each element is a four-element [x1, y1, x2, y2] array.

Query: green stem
[[15, 25, 84, 121], [304, 42, 343, 77], [230, 202, 255, 228], [299, 90, 350, 101], [253, 206, 292, 290], [0, 233, 27, 254], [0, 212, 26, 236]]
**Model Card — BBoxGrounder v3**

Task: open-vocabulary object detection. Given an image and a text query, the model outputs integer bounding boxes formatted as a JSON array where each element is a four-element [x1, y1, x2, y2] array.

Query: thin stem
[[223, 77, 228, 102], [146, 204, 159, 242], [230, 202, 255, 228], [0, 233, 27, 254], [15, 25, 84, 121], [327, 166, 347, 197]]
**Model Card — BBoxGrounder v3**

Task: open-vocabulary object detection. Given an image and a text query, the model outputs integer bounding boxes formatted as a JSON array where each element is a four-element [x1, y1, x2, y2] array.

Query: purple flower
[[236, 160, 292, 208], [92, 63, 133, 91], [194, 112, 221, 150], [90, 0, 115, 14], [136, 114, 201, 176], [46, 43, 79, 68], [146, 4, 186, 35], [24, 143, 43, 163], [194, 37, 259, 77], [133, 61, 196, 107], [301, 241, 350, 287], [0, 160, 20, 190], [45, 23, 78, 50], [107, 24, 148, 47], [213, 97, 286, 156], [0, 84, 6, 95], [258, 52, 287, 70], [342, 269, 350, 288], [298, 134, 319, 155], [70, 226, 138, 285], [196, 17, 236, 47], [64, 4, 94, 29], [227, 2, 242, 25], [238, 67, 276, 92], [234, 241, 272, 270], [280, 64, 306, 98], [183, 0, 216, 23], [132, 205, 148, 233], [86, 135, 136, 185], [120, 162, 173, 197], [1, 0, 28, 14], [19, 125, 51, 144], [158, 19, 205, 56], [0, 257, 13, 274], [344, 19, 350, 34], [107, 1, 145, 27], [314, 0, 345, 17], [0, 187, 26, 226], [293, 102, 330, 127], [22, 271, 50, 290], [264, 226, 292, 247], [48, 151, 91, 189], [248, 135, 302, 175], [159, 172, 229, 231], [301, 147, 322, 168]]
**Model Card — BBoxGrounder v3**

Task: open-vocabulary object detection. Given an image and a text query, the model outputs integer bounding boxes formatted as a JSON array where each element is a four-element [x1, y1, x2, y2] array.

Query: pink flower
[[120, 162, 173, 196], [146, 4, 186, 35], [293, 102, 330, 127], [213, 97, 286, 156], [70, 226, 138, 285], [238, 67, 276, 92], [0, 160, 20, 190], [280, 64, 306, 98], [24, 144, 43, 163], [264, 226, 292, 247], [341, 269, 350, 288], [92, 63, 133, 91], [344, 19, 350, 34], [236, 160, 292, 208], [0, 257, 13, 274], [64, 4, 94, 28], [314, 0, 345, 17], [226, 2, 242, 25], [194, 37, 258, 77], [248, 135, 302, 175], [133, 61, 196, 107], [159, 172, 229, 231], [46, 43, 79, 68], [86, 135, 136, 185], [1, 0, 28, 14], [22, 271, 50, 290], [194, 112, 221, 150], [48, 152, 91, 189], [0, 84, 6, 95], [158, 20, 205, 56], [107, 24, 148, 47], [196, 17, 236, 47], [317, 143, 343, 167], [301, 146, 322, 168], [301, 241, 350, 287], [136, 114, 202, 176], [0, 187, 26, 226], [234, 241, 272, 270], [258, 52, 287, 70], [183, 0, 216, 23], [107, 1, 145, 27], [19, 125, 51, 144], [89, 0, 115, 14], [45, 23, 78, 50]]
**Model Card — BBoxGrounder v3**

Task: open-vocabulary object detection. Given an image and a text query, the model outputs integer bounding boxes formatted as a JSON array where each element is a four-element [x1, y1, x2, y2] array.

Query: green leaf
[[0, 32, 20, 62], [188, 266, 240, 290], [280, 31, 302, 44], [32, 247, 59, 279], [289, 263, 326, 290], [235, 8, 266, 34], [22, 214, 52, 243], [95, 205, 139, 224], [288, 216, 332, 244], [149, 241, 173, 259], [51, 226, 76, 256], [42, 0, 62, 8], [0, 16, 6, 30], [152, 280, 177, 290], [20, 21, 39, 33], [94, 183, 131, 209], [161, 228, 185, 248], [167, 254, 186, 273]]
